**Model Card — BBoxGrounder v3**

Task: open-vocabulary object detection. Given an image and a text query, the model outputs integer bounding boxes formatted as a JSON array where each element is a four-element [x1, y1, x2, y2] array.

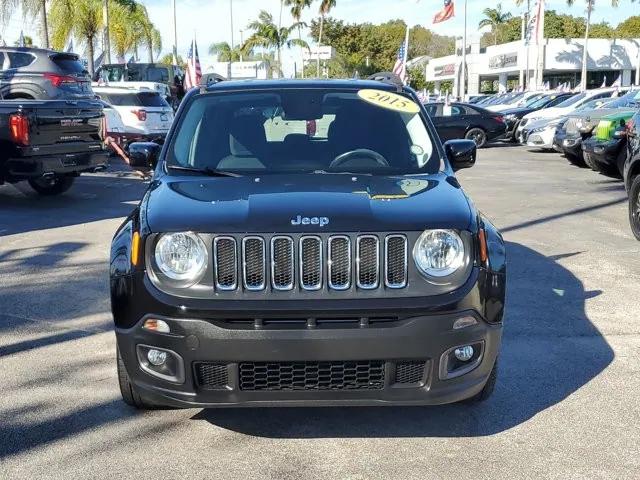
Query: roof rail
[[367, 71, 404, 91]]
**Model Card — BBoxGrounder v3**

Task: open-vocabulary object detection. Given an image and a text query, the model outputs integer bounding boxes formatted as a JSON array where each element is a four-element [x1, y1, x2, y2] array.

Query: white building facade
[[424, 37, 640, 95]]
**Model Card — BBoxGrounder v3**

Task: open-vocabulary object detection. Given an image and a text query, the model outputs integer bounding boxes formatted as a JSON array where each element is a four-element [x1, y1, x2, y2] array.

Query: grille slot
[[214, 237, 237, 290], [299, 236, 322, 290], [385, 235, 408, 288], [195, 363, 229, 390], [242, 236, 266, 290], [357, 235, 380, 289], [395, 361, 426, 385], [239, 361, 385, 391], [328, 236, 351, 290], [271, 236, 294, 290]]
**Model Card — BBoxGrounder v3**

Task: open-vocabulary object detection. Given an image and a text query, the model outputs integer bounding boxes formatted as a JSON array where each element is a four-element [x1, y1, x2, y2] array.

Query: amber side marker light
[[478, 229, 488, 264], [143, 318, 171, 333], [131, 231, 141, 266]]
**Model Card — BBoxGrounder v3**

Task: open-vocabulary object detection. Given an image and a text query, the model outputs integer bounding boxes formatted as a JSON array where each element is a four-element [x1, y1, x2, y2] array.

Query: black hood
[[143, 173, 474, 234]]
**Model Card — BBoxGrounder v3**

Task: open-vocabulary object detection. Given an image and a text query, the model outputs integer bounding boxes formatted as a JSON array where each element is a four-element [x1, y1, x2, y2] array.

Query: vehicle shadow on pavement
[[0, 173, 147, 237], [196, 241, 614, 437]]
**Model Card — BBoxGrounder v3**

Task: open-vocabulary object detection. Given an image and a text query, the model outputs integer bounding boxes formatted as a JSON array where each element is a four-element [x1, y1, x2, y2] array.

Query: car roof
[[203, 78, 399, 93], [0, 46, 78, 57]]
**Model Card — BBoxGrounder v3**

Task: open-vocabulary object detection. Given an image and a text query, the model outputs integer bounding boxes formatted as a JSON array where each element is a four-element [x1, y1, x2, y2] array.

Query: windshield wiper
[[166, 165, 242, 177]]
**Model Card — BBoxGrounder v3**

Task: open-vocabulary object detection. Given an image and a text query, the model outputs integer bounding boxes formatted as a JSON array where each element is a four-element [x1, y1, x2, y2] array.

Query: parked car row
[[0, 46, 176, 195]]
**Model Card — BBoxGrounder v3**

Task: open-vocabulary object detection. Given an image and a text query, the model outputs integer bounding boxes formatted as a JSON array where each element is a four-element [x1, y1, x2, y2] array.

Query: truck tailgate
[[28, 100, 103, 146]]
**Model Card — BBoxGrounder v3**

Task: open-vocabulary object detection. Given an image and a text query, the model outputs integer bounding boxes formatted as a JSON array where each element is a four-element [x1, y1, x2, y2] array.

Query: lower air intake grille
[[195, 363, 229, 390], [395, 361, 426, 385], [239, 361, 385, 391]]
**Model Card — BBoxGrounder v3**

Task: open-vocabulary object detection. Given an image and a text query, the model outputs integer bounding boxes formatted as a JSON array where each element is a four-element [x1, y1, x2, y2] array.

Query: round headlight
[[413, 229, 465, 278], [154, 232, 208, 282]]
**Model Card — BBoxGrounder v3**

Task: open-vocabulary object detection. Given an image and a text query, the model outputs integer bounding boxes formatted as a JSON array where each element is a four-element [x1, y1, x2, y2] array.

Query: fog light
[[454, 345, 474, 362], [147, 349, 167, 366]]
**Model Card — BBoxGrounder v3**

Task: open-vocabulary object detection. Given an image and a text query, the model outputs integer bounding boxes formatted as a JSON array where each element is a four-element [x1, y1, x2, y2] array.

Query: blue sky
[[0, 0, 634, 72]]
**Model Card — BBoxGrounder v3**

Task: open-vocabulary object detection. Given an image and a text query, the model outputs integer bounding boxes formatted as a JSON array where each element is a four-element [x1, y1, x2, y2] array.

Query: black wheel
[[566, 152, 586, 167], [465, 128, 487, 148], [464, 360, 497, 404], [583, 151, 599, 171], [117, 345, 156, 409], [592, 159, 621, 178], [616, 147, 629, 178], [27, 175, 75, 196], [628, 175, 640, 241]]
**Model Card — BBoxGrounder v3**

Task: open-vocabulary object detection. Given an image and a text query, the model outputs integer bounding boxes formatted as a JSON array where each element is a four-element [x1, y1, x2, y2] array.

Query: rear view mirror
[[444, 140, 477, 171], [129, 142, 161, 169]]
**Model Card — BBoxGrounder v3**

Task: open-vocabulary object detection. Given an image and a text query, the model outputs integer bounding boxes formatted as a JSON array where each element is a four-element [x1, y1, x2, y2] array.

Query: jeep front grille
[[212, 234, 408, 292], [214, 237, 237, 290]]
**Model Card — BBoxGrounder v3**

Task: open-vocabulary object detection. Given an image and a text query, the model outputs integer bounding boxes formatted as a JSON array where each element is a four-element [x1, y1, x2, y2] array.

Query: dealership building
[[422, 37, 640, 95]]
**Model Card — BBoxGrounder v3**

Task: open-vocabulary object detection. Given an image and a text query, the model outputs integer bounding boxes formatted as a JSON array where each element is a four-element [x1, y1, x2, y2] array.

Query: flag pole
[[460, 0, 467, 100], [172, 0, 178, 64], [403, 25, 410, 85]]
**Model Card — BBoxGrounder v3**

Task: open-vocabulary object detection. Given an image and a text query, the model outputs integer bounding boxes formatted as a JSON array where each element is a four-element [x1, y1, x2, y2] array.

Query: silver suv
[[0, 47, 94, 100]]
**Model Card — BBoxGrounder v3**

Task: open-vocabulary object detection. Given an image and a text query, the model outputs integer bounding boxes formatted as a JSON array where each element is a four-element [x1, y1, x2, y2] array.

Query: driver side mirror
[[444, 139, 476, 171], [129, 142, 161, 169]]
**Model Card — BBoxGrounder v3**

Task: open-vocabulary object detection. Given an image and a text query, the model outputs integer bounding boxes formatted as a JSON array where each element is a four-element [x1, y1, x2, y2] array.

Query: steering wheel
[[329, 149, 390, 170]]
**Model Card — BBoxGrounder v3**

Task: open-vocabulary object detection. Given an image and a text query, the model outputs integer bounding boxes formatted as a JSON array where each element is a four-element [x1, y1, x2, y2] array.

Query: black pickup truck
[[0, 99, 108, 195]]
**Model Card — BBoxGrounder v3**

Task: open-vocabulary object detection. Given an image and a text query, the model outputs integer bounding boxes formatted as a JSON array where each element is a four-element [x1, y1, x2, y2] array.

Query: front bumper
[[582, 139, 623, 167], [114, 270, 504, 407], [526, 127, 556, 149]]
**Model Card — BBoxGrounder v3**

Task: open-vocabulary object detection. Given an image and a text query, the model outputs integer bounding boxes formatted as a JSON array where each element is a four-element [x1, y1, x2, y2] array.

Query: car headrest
[[229, 115, 267, 157]]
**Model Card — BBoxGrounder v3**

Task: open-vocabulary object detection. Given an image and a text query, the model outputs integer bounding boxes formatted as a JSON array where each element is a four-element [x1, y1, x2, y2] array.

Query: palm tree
[[50, 0, 102, 74], [285, 0, 312, 77], [243, 10, 309, 77], [317, 0, 336, 76], [479, 4, 512, 45], [209, 41, 252, 62], [0, 0, 50, 48]]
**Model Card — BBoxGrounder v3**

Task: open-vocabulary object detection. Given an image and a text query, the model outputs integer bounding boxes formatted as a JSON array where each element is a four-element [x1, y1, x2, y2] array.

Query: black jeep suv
[[110, 78, 506, 409]]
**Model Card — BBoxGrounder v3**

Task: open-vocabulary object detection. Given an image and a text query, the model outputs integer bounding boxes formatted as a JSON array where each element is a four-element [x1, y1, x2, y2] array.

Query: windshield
[[167, 88, 438, 176], [99, 92, 170, 107], [556, 92, 590, 108], [525, 94, 549, 108], [606, 91, 640, 108]]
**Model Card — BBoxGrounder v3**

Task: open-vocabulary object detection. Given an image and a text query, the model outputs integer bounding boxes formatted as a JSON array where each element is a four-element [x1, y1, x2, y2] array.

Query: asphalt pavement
[[0, 148, 639, 479]]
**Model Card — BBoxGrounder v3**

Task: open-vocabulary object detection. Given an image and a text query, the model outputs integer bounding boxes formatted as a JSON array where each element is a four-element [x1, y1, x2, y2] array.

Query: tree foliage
[[306, 17, 455, 78]]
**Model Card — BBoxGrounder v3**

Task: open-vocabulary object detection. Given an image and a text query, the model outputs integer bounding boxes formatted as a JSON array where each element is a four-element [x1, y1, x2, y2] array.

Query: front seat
[[217, 115, 268, 170]]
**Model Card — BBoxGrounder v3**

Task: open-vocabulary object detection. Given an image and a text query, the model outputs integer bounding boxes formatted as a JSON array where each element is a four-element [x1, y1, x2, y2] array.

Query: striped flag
[[184, 37, 202, 90], [433, 0, 454, 24], [392, 28, 409, 84]]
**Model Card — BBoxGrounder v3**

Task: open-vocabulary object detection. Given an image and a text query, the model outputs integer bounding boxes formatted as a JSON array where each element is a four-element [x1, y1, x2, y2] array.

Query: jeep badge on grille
[[291, 215, 330, 227]]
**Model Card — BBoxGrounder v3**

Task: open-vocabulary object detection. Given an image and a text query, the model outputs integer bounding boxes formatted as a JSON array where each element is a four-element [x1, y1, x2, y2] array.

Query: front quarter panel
[[479, 214, 507, 324]]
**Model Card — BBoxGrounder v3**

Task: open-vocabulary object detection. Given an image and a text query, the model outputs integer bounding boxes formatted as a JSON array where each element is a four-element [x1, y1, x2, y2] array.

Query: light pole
[[103, 0, 111, 64], [580, 0, 593, 91], [459, 0, 468, 100], [172, 0, 178, 64]]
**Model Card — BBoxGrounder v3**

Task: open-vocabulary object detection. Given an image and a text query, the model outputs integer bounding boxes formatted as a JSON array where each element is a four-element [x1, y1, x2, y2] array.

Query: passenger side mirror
[[129, 142, 161, 169], [444, 139, 477, 171]]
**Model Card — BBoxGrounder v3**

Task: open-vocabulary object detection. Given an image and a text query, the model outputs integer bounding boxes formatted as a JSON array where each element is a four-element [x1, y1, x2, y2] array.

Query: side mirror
[[444, 139, 477, 171], [128, 142, 161, 169]]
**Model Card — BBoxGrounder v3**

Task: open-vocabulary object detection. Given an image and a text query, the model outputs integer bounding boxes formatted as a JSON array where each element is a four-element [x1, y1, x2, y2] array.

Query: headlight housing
[[413, 229, 465, 279], [154, 232, 208, 284]]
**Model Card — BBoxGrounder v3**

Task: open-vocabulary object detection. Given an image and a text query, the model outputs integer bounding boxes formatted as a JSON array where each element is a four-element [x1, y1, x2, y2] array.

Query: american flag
[[184, 38, 202, 90], [392, 42, 407, 84]]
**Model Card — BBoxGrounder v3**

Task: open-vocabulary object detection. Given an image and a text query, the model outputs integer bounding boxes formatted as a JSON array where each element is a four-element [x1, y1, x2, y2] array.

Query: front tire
[[628, 175, 640, 240], [566, 152, 586, 167], [465, 128, 488, 148], [117, 346, 156, 409], [28, 175, 75, 195]]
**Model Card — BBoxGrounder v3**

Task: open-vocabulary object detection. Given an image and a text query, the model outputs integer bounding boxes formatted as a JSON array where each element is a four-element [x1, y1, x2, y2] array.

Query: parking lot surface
[[1, 148, 639, 479]]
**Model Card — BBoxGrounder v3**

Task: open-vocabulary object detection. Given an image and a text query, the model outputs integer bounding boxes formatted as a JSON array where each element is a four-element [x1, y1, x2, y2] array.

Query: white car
[[516, 88, 621, 140], [99, 100, 127, 151], [523, 117, 564, 149], [93, 86, 174, 146]]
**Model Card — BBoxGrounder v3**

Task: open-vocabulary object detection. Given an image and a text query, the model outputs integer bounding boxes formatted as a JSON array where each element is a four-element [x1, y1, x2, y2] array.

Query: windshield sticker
[[357, 89, 420, 114]]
